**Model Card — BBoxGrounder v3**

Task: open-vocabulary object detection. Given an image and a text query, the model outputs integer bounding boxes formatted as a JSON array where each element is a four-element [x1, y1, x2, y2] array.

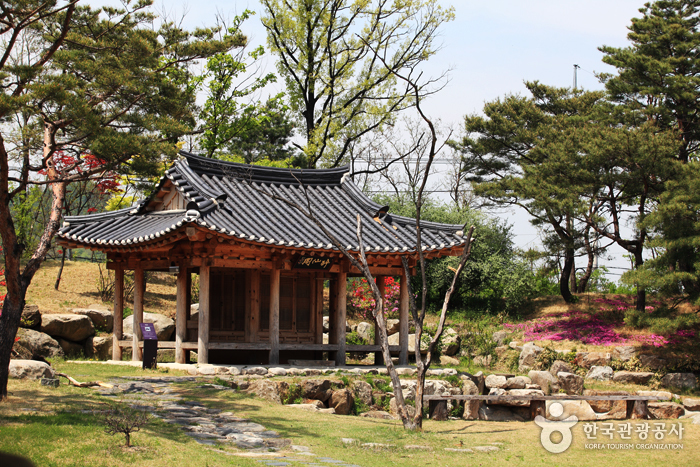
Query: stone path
[[96, 376, 362, 467]]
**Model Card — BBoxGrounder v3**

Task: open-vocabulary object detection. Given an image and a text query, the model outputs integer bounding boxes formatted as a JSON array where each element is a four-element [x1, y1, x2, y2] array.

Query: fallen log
[[56, 372, 113, 388]]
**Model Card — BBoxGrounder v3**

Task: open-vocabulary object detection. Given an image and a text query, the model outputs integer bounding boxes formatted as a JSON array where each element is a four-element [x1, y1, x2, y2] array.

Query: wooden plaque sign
[[295, 256, 333, 270]]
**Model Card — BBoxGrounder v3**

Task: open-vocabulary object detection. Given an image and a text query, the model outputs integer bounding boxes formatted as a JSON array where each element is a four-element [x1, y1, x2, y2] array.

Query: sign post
[[140, 322, 158, 369]]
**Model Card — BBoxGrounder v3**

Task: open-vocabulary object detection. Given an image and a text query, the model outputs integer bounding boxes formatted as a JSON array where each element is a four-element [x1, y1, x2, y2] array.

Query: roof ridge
[[179, 150, 349, 186]]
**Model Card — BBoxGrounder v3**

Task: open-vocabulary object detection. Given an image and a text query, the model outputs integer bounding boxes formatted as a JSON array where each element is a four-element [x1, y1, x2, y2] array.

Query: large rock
[[15, 329, 64, 359], [388, 333, 427, 354], [323, 316, 329, 333], [648, 402, 685, 419], [584, 390, 628, 414], [462, 378, 479, 396], [439, 355, 460, 366], [612, 346, 637, 362], [518, 343, 543, 372], [546, 400, 597, 421], [504, 376, 531, 389], [356, 322, 372, 343], [661, 373, 697, 390], [9, 360, 55, 380], [389, 397, 417, 419], [440, 328, 460, 356], [492, 330, 509, 346], [248, 380, 289, 404], [352, 381, 373, 407], [586, 366, 614, 382], [302, 380, 333, 402], [386, 319, 400, 335], [485, 375, 507, 389], [57, 338, 84, 357], [557, 372, 584, 395], [492, 389, 545, 407], [73, 305, 113, 332], [123, 313, 175, 341], [612, 371, 654, 385], [20, 305, 41, 330], [549, 360, 572, 377], [84, 336, 113, 360], [528, 370, 558, 395], [577, 352, 611, 369], [41, 314, 95, 341], [683, 398, 700, 411], [639, 354, 667, 370], [329, 389, 354, 415]]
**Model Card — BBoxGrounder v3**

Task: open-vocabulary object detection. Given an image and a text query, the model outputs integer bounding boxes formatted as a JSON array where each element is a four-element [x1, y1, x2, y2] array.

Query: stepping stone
[[473, 446, 499, 453], [444, 448, 473, 453]]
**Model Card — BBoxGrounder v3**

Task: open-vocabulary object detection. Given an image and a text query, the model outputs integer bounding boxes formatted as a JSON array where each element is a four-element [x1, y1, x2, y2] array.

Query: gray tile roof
[[57, 152, 466, 253]]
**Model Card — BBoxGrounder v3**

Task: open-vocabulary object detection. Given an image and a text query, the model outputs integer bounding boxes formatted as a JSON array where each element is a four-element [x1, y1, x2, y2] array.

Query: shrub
[[99, 401, 151, 447]]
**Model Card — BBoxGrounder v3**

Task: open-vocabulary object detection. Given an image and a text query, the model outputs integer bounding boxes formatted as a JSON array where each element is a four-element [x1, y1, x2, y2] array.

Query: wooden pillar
[[375, 276, 385, 365], [248, 270, 260, 343], [185, 270, 192, 363], [112, 265, 124, 361], [335, 271, 347, 366], [315, 277, 324, 345], [132, 267, 144, 361], [399, 271, 409, 365], [269, 268, 280, 364], [328, 278, 338, 361], [175, 264, 187, 364], [198, 262, 210, 364]]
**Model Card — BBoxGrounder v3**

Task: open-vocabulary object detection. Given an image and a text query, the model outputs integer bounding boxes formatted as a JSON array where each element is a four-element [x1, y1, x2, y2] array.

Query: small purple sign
[[140, 322, 158, 340]]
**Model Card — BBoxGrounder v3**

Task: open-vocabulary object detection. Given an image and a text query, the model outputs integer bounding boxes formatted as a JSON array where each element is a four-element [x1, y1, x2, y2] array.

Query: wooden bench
[[423, 394, 666, 421]]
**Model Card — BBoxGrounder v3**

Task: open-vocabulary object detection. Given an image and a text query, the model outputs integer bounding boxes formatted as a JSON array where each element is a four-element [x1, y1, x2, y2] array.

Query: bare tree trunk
[[634, 250, 646, 311]]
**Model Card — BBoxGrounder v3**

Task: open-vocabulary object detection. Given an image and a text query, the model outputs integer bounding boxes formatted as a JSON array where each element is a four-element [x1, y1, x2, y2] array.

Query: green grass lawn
[[1, 362, 698, 467]]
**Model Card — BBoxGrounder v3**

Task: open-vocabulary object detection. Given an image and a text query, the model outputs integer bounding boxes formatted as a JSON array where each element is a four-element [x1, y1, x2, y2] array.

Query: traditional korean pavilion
[[57, 151, 467, 366]]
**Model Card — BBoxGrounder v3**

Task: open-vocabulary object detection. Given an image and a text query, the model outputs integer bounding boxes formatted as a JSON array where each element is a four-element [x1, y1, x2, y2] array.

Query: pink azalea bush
[[349, 277, 400, 320], [504, 296, 696, 348]]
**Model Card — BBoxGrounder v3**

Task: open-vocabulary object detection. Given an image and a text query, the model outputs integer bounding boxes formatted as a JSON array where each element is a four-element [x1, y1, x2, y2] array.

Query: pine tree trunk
[[0, 295, 25, 400], [560, 249, 575, 303], [634, 250, 646, 311]]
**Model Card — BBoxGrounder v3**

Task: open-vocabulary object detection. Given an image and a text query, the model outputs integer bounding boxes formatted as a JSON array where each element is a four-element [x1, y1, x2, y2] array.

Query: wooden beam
[[198, 262, 211, 364], [112, 266, 124, 361], [175, 265, 188, 364], [335, 271, 347, 366], [132, 267, 144, 361], [350, 265, 404, 276], [399, 270, 409, 365], [269, 268, 281, 364]]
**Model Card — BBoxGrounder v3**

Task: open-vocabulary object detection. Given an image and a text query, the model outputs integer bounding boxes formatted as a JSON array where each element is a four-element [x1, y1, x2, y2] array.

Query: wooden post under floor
[[175, 264, 187, 364], [335, 271, 347, 366], [375, 275, 385, 365], [328, 278, 338, 361], [399, 271, 409, 365], [198, 262, 210, 364], [112, 265, 124, 361], [132, 267, 144, 361], [269, 268, 280, 364]]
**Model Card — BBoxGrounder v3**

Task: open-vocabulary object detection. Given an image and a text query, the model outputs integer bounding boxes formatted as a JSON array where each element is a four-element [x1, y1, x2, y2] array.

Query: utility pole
[[573, 64, 580, 89]]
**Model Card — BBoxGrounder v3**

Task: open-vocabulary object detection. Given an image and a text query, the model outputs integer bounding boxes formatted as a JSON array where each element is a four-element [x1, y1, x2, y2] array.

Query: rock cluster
[[13, 303, 174, 361]]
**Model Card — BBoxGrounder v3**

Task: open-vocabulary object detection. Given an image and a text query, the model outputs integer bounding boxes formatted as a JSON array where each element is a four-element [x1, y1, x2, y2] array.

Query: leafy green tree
[[260, 0, 454, 168], [600, 0, 700, 301], [197, 10, 298, 163], [452, 83, 604, 303], [0, 0, 239, 399]]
